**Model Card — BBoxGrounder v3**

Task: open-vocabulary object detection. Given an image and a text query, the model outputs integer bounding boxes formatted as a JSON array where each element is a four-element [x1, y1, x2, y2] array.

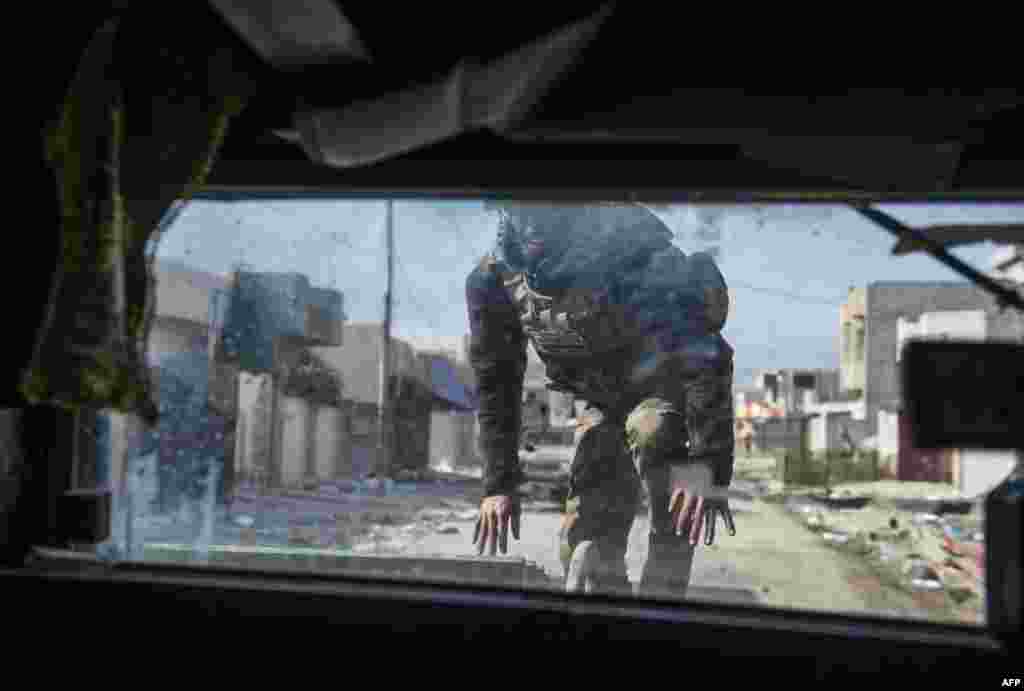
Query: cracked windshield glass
[[82, 198, 1023, 625]]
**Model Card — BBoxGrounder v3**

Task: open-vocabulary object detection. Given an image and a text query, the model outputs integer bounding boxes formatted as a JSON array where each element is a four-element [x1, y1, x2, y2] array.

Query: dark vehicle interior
[[5, 2, 1022, 677]]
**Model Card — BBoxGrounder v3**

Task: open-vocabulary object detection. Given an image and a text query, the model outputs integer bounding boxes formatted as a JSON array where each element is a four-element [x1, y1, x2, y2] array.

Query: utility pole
[[376, 200, 394, 479]]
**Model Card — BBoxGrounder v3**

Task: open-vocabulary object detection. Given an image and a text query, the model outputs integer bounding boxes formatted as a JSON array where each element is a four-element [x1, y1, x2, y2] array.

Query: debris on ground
[[822, 531, 849, 545], [804, 512, 829, 531], [912, 513, 942, 526], [877, 543, 899, 563], [780, 480, 986, 622], [436, 524, 460, 535], [812, 492, 873, 510], [904, 559, 944, 591]]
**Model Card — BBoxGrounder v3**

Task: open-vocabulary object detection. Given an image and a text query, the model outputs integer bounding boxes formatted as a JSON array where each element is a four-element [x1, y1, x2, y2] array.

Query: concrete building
[[418, 350, 478, 473], [806, 399, 870, 455], [836, 279, 1024, 483], [313, 324, 432, 477], [211, 268, 348, 490], [753, 369, 841, 417], [852, 281, 1021, 435], [839, 287, 867, 394], [949, 244, 1024, 497], [234, 372, 273, 485]]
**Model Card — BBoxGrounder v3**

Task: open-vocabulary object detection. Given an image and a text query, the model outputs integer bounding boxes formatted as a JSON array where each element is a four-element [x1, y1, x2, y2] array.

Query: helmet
[[489, 201, 676, 282], [493, 202, 579, 271]]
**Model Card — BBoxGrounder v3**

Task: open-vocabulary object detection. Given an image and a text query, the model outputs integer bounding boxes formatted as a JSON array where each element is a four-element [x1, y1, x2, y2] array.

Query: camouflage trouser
[[558, 356, 734, 598]]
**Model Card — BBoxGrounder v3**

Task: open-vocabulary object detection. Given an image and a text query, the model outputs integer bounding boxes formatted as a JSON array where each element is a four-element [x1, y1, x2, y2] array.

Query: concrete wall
[[317, 324, 423, 406], [865, 282, 996, 435], [877, 410, 900, 476], [756, 417, 806, 455], [807, 410, 871, 455], [957, 450, 1020, 498], [153, 260, 227, 326], [752, 369, 840, 415], [235, 373, 273, 481], [315, 405, 346, 480], [148, 316, 209, 364], [430, 412, 458, 471], [808, 415, 827, 454], [429, 411, 478, 472], [897, 309, 987, 359], [279, 395, 312, 488]]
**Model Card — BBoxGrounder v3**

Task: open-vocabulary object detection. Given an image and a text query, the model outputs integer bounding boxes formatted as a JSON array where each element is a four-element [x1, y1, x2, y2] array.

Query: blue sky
[[158, 199, 1024, 386]]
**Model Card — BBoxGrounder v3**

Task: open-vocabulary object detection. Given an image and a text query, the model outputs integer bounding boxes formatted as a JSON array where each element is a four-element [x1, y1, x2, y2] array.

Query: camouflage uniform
[[466, 203, 734, 597]]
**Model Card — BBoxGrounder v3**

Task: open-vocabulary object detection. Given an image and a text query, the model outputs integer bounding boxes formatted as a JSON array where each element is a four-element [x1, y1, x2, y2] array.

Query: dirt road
[[397, 474, 889, 614], [139, 453, 965, 623]]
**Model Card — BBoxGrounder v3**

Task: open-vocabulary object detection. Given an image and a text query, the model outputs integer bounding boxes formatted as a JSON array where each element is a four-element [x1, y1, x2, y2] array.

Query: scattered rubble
[[904, 560, 943, 591], [812, 491, 873, 510], [822, 531, 849, 545], [781, 481, 986, 621], [877, 543, 898, 563]]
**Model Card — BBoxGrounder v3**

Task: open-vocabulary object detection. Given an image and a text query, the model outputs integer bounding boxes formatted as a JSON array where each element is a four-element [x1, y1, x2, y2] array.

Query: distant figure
[[466, 202, 736, 598]]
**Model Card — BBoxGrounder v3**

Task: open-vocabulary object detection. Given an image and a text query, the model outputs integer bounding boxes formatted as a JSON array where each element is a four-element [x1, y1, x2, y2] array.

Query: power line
[[729, 280, 845, 306], [393, 253, 441, 331]]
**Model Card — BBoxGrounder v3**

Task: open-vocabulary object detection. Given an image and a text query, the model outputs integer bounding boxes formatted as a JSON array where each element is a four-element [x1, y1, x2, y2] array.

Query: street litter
[[232, 514, 255, 528], [910, 578, 944, 591], [912, 513, 941, 525], [869, 527, 911, 543], [878, 543, 898, 562], [814, 493, 872, 510], [903, 559, 943, 591], [436, 524, 460, 535], [822, 531, 849, 545]]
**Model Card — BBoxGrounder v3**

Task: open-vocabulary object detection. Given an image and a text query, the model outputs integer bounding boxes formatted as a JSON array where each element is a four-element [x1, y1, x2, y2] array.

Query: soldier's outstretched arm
[[632, 248, 736, 545], [465, 259, 527, 555]]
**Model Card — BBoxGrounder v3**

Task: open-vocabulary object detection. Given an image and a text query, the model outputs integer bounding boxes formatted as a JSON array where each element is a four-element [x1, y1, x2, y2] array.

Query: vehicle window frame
[[7, 186, 1021, 659]]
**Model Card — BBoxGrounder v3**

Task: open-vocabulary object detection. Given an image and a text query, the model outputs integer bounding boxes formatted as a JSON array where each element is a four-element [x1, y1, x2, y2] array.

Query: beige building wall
[[839, 287, 866, 393]]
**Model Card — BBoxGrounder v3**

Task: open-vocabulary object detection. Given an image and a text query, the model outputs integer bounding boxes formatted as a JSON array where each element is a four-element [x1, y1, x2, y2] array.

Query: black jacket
[[467, 205, 733, 497]]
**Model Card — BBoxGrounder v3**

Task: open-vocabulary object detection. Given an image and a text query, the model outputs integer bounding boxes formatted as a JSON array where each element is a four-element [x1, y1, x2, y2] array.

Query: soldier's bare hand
[[666, 464, 736, 547], [473, 495, 521, 556], [669, 487, 736, 546]]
